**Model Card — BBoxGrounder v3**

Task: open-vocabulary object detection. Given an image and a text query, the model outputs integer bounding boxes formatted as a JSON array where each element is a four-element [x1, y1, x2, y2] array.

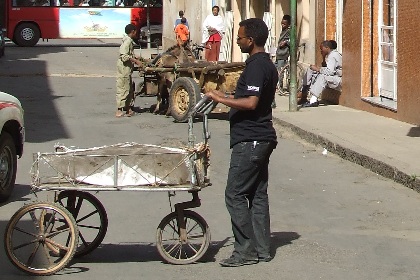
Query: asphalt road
[[1, 39, 420, 279]]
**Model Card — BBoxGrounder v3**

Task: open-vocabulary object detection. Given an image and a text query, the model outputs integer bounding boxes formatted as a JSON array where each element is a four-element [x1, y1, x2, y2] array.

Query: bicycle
[[191, 43, 210, 60], [277, 43, 306, 96]]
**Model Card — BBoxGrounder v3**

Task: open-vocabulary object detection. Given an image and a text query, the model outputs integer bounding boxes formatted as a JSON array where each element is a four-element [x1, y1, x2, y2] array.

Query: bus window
[[14, 0, 34, 7]]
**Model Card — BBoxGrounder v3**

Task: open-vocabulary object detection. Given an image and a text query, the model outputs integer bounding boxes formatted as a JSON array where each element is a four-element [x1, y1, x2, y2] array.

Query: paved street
[[1, 40, 420, 279]]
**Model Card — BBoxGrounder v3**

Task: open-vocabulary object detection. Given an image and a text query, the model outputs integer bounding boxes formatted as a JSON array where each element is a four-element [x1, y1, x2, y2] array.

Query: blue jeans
[[225, 141, 276, 260]]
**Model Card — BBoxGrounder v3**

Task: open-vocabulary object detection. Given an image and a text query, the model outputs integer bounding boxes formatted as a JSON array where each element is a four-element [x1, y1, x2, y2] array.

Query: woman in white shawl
[[202, 5, 225, 61]]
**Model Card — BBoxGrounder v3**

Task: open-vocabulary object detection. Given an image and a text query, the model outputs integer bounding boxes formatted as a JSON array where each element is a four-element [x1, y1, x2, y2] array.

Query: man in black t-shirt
[[205, 18, 278, 267]]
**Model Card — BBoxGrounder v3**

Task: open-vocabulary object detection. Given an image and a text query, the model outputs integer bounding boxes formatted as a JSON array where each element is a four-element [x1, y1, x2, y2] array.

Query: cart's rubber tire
[[277, 63, 304, 96], [156, 210, 210, 264], [4, 202, 78, 276], [57, 191, 108, 257], [14, 23, 40, 47], [169, 77, 201, 122], [0, 132, 17, 203]]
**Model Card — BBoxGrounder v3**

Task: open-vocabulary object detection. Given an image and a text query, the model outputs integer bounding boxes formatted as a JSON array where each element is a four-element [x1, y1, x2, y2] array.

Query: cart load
[[137, 44, 245, 122]]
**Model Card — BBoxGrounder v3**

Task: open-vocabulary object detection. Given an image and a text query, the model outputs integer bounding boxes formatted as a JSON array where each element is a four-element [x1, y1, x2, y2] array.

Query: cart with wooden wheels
[[4, 97, 216, 276], [140, 60, 245, 122]]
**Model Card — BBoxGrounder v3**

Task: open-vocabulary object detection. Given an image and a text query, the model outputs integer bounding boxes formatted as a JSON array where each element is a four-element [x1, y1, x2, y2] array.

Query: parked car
[[139, 24, 162, 47], [0, 27, 5, 57], [0, 91, 24, 203]]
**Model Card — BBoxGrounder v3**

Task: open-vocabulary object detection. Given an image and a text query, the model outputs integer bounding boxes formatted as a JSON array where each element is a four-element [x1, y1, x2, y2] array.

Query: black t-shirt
[[229, 52, 278, 148]]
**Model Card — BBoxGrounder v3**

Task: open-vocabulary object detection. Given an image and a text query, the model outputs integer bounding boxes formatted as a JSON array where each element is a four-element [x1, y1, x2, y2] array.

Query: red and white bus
[[0, 0, 162, 46]]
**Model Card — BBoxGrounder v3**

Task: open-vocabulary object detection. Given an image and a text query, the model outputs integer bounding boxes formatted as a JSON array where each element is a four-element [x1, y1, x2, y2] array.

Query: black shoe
[[258, 256, 273, 262], [219, 256, 259, 267], [301, 101, 319, 108]]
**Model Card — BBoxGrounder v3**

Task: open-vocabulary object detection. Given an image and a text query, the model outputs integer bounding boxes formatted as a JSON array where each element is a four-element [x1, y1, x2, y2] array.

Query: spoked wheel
[[57, 191, 108, 257], [4, 202, 78, 276], [156, 210, 210, 264], [277, 63, 305, 96]]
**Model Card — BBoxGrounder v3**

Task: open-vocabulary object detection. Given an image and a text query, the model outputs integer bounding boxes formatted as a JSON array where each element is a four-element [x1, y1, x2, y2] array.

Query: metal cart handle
[[190, 95, 217, 117]]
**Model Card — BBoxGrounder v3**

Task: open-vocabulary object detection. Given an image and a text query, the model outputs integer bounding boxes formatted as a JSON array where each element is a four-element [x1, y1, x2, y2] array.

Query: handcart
[[3, 97, 217, 276]]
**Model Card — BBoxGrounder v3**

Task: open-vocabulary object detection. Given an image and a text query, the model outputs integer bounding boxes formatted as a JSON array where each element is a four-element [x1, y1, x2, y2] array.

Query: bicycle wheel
[[296, 63, 305, 92], [156, 210, 210, 264], [4, 202, 78, 276], [57, 191, 108, 257], [278, 63, 305, 96]]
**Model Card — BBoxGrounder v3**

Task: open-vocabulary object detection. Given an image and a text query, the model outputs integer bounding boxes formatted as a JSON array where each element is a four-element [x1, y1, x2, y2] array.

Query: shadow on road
[[0, 184, 32, 207], [407, 126, 420, 137], [270, 231, 301, 258], [0, 44, 70, 143], [70, 231, 300, 267]]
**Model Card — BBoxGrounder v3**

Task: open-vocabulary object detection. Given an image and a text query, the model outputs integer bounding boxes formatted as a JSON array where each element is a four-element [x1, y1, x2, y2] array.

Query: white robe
[[202, 14, 225, 44]]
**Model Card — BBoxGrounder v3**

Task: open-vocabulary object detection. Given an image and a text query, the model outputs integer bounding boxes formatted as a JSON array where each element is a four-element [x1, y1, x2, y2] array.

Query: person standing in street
[[205, 18, 278, 267], [272, 14, 291, 108], [275, 14, 291, 71], [174, 17, 189, 47], [202, 5, 225, 61], [116, 23, 143, 118], [174, 10, 189, 30]]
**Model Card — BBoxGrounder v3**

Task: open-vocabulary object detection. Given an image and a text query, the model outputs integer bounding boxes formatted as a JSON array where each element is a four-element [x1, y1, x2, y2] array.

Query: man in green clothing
[[116, 24, 143, 118]]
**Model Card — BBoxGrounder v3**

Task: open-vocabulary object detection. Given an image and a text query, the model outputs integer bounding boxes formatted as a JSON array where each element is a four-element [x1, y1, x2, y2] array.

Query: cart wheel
[[57, 191, 108, 257], [169, 77, 201, 122], [156, 210, 210, 264], [4, 202, 78, 276]]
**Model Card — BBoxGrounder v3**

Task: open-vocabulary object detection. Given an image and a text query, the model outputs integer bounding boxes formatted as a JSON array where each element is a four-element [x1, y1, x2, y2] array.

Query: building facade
[[162, 0, 316, 65], [321, 0, 420, 125], [163, 0, 419, 125]]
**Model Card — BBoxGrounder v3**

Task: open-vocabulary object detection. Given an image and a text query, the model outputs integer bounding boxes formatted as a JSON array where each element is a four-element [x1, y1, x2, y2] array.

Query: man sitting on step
[[299, 40, 342, 107]]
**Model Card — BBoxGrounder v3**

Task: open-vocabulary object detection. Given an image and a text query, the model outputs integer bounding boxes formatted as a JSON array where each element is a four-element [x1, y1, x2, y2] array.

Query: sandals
[[115, 110, 125, 118], [115, 109, 138, 118]]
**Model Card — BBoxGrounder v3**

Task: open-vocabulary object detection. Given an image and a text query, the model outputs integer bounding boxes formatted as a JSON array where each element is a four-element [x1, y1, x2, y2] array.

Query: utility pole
[[146, 0, 151, 49], [289, 0, 297, 111]]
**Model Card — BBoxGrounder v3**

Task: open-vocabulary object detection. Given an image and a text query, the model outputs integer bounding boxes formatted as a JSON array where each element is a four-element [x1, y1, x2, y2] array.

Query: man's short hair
[[239, 18, 268, 47], [181, 17, 186, 24], [125, 24, 136, 35], [179, 10, 184, 17], [282, 15, 291, 24], [212, 5, 219, 12], [321, 40, 334, 49], [329, 40, 337, 50]]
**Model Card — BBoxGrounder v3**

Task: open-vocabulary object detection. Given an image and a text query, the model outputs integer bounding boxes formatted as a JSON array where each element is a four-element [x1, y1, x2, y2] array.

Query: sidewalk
[[272, 95, 420, 192]]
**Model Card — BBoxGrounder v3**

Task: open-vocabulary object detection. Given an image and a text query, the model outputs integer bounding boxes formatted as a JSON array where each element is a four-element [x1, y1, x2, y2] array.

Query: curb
[[273, 117, 420, 193]]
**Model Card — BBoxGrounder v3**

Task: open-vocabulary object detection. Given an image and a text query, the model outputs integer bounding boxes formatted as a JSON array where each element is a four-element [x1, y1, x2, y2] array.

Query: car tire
[[14, 23, 40, 47], [0, 132, 17, 203]]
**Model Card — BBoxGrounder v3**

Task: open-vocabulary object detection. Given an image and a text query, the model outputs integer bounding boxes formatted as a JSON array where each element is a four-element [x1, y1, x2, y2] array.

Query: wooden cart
[[137, 48, 245, 122]]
